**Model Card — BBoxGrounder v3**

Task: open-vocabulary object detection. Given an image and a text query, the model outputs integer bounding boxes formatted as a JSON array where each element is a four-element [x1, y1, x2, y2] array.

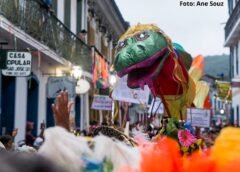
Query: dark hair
[[101, 122, 108, 126], [0, 135, 13, 145], [80, 29, 87, 34], [0, 152, 66, 172], [114, 121, 120, 126]]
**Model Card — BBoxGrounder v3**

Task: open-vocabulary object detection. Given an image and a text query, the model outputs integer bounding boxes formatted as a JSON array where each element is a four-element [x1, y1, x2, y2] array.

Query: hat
[[33, 137, 44, 147]]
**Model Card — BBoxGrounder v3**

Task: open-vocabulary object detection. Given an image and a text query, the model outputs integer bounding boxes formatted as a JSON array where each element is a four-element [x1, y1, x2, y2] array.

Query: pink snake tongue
[[122, 48, 169, 97]]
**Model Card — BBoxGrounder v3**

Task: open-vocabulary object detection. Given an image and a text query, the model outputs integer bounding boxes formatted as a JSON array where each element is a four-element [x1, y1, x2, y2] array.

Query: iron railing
[[0, 0, 92, 72], [225, 0, 240, 40]]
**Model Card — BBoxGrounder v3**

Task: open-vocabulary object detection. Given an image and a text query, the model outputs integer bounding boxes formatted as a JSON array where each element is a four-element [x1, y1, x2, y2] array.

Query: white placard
[[91, 95, 112, 111], [2, 51, 32, 76], [47, 76, 76, 98], [187, 108, 211, 128], [148, 97, 164, 114], [112, 75, 150, 104]]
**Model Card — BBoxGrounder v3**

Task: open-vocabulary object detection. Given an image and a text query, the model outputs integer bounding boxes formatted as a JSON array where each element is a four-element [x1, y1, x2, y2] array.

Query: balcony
[[0, 0, 92, 72], [225, 0, 240, 46]]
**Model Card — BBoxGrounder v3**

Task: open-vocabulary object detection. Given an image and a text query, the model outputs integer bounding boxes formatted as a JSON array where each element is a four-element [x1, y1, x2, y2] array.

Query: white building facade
[[0, 0, 90, 143], [0, 0, 128, 144], [225, 0, 240, 125]]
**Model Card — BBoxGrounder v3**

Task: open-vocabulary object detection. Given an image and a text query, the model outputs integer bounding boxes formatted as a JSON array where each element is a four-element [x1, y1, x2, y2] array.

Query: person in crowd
[[0, 140, 6, 151], [51, 90, 73, 131], [0, 151, 66, 172], [0, 135, 14, 151], [25, 121, 45, 147], [42, 0, 53, 13], [25, 122, 36, 147], [78, 29, 87, 43]]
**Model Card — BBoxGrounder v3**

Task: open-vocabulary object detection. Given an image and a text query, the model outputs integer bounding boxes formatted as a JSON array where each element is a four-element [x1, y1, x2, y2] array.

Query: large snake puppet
[[113, 24, 196, 119]]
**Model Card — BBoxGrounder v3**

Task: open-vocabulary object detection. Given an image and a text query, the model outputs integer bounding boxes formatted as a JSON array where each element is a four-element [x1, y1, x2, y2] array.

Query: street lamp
[[220, 109, 225, 114], [109, 74, 117, 87], [71, 65, 90, 95], [71, 66, 82, 80]]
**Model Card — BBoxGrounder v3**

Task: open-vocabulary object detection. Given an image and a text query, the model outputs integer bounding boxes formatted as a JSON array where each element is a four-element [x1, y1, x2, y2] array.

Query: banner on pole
[[112, 75, 150, 104], [187, 108, 211, 128], [91, 95, 112, 111]]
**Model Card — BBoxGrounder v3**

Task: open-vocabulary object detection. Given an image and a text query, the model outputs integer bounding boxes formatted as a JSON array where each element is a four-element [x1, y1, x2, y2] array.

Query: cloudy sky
[[115, 0, 229, 57]]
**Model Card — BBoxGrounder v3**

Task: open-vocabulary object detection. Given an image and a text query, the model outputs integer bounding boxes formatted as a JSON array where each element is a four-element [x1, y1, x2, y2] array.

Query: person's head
[[0, 135, 13, 151], [101, 122, 108, 126], [26, 121, 34, 132], [79, 30, 87, 42]]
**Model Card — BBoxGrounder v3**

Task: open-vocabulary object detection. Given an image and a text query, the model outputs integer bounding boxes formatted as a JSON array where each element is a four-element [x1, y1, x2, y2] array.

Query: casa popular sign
[[2, 51, 32, 77]]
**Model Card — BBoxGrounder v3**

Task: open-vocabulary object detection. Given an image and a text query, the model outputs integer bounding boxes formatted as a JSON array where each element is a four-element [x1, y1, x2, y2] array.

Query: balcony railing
[[225, 0, 240, 40], [0, 0, 92, 72]]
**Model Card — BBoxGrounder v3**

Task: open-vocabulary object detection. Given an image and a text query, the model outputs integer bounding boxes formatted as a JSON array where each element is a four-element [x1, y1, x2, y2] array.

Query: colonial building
[[202, 74, 232, 125], [225, 0, 240, 125], [0, 0, 128, 144], [85, 0, 129, 124]]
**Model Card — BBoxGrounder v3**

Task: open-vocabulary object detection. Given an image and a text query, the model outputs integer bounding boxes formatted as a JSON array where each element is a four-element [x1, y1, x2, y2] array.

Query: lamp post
[[71, 66, 83, 130], [71, 66, 90, 130], [109, 73, 117, 124]]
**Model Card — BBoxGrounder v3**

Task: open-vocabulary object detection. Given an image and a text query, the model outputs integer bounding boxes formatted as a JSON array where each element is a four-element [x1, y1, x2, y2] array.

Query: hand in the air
[[12, 128, 18, 137], [51, 91, 73, 131]]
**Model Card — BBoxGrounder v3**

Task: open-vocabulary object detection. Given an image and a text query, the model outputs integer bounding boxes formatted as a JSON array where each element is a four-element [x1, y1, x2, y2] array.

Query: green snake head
[[114, 24, 171, 90]]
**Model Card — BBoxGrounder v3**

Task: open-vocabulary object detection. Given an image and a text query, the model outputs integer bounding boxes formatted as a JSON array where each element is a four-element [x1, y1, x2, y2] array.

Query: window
[[76, 0, 82, 34], [228, 0, 233, 14], [52, 0, 57, 14], [230, 46, 234, 78], [231, 107, 234, 125], [64, 0, 71, 28], [236, 43, 239, 75]]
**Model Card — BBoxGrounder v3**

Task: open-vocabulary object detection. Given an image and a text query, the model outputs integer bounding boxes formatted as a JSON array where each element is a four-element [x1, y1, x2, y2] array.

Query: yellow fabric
[[216, 80, 231, 100], [119, 23, 171, 46], [193, 81, 210, 108], [212, 127, 240, 165], [163, 75, 196, 119], [189, 55, 210, 108], [113, 101, 119, 121], [120, 23, 160, 40], [189, 67, 202, 82], [189, 55, 204, 82]]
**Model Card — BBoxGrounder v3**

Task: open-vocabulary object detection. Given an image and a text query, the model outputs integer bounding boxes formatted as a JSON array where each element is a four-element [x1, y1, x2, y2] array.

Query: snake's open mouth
[[117, 48, 170, 90]]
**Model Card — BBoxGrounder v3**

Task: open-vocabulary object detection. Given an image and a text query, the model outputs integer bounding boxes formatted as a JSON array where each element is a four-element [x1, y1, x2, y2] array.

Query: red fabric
[[153, 52, 189, 96], [139, 137, 182, 172], [192, 55, 204, 72], [182, 151, 216, 172], [92, 51, 109, 88], [203, 95, 212, 109], [92, 52, 98, 86]]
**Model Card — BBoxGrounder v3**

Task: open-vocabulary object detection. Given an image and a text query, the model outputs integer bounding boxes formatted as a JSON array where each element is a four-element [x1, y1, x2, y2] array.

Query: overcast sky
[[115, 0, 229, 57]]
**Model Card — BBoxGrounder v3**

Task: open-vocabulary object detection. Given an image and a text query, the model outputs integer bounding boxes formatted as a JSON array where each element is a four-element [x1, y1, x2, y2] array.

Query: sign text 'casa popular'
[[2, 51, 32, 77]]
